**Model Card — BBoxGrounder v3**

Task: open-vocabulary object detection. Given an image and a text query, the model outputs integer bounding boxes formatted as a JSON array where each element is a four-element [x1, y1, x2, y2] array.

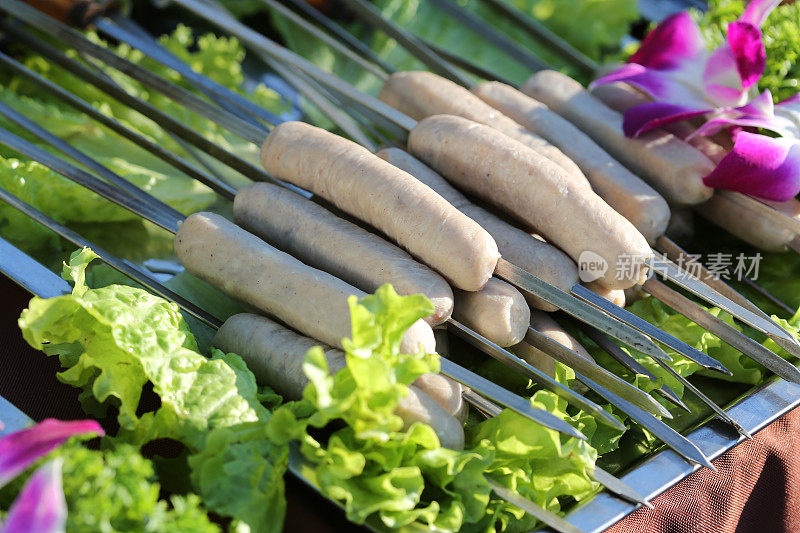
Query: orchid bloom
[[0, 418, 104, 488], [592, 0, 800, 201], [0, 460, 67, 533]]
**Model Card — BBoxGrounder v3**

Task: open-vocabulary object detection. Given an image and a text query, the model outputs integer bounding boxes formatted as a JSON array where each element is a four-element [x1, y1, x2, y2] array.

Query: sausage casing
[[378, 71, 584, 179], [214, 313, 464, 449], [234, 182, 454, 325], [452, 278, 531, 347], [522, 70, 715, 206], [260, 121, 499, 292], [174, 212, 435, 354], [473, 81, 670, 244], [377, 148, 578, 311], [408, 115, 652, 289]]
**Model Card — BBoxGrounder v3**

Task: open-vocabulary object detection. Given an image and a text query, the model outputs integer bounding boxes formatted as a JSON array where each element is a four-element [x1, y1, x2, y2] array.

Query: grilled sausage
[[699, 194, 800, 252], [378, 71, 584, 179], [214, 313, 464, 449], [472, 81, 670, 243], [522, 70, 715, 205], [377, 147, 578, 311], [584, 281, 626, 308], [234, 182, 454, 325], [174, 212, 435, 354], [407, 115, 652, 289], [260, 121, 499, 292], [453, 278, 530, 347]]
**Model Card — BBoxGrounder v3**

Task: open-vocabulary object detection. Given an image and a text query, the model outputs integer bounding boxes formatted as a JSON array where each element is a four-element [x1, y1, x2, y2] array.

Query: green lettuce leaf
[[18, 248, 290, 532], [275, 285, 599, 531]]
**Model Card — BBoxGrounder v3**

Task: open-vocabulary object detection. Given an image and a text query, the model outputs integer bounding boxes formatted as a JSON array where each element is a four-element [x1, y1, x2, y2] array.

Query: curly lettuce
[[271, 285, 599, 531], [18, 248, 289, 532]]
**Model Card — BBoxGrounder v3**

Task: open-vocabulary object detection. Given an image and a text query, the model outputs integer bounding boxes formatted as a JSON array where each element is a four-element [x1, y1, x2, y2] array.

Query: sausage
[[529, 311, 596, 363], [407, 115, 652, 289], [453, 278, 531, 347], [522, 70, 715, 206], [377, 71, 585, 179], [233, 182, 454, 325], [584, 281, 626, 308], [214, 313, 464, 449], [472, 81, 670, 244], [174, 212, 435, 355], [698, 194, 800, 252], [590, 81, 728, 164], [377, 147, 578, 311], [260, 121, 499, 292]]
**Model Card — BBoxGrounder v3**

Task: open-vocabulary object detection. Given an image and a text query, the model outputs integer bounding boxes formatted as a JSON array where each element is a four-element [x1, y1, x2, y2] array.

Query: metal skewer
[[8, 0, 713, 386], [575, 322, 690, 413]]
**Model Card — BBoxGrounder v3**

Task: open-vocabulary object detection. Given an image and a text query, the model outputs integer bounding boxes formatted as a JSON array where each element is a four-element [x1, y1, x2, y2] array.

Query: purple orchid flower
[[592, 0, 800, 201], [0, 460, 67, 533], [0, 419, 103, 488]]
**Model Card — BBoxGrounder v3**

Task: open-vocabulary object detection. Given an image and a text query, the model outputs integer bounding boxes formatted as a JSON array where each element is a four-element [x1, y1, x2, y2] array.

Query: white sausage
[[407, 115, 652, 289], [234, 182, 454, 325], [174, 212, 435, 354], [378, 71, 585, 179], [523, 70, 715, 205], [452, 278, 531, 347], [472, 81, 670, 244], [260, 121, 499, 292], [214, 313, 464, 449], [377, 147, 578, 311]]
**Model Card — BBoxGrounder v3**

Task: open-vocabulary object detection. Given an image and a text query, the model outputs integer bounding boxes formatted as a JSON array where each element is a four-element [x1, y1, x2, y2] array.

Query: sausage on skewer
[[214, 313, 465, 450]]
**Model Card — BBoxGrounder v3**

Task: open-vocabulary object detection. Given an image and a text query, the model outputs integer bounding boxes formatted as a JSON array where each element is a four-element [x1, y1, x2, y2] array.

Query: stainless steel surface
[[488, 479, 586, 533], [643, 278, 800, 385], [0, 396, 31, 437], [0, 237, 71, 299], [576, 321, 690, 413], [1, 0, 269, 145]]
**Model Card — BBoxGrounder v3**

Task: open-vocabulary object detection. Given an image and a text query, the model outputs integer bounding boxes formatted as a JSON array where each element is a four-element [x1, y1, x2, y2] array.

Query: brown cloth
[[609, 406, 800, 533]]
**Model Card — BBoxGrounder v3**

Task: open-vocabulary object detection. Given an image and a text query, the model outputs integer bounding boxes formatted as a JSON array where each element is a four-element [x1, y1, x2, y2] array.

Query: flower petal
[[740, 0, 782, 27], [0, 419, 103, 488], [703, 132, 800, 201], [592, 63, 709, 108], [622, 102, 710, 137], [0, 460, 66, 533], [727, 21, 766, 90], [691, 90, 797, 139], [628, 12, 705, 70]]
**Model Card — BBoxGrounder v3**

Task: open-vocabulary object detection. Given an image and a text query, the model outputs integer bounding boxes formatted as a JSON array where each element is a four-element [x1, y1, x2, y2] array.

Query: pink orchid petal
[[628, 12, 705, 70], [0, 460, 66, 533], [592, 63, 709, 108], [622, 102, 710, 137], [690, 90, 797, 139], [0, 419, 103, 488], [727, 21, 766, 90], [703, 44, 748, 107], [703, 132, 800, 201], [740, 0, 782, 26]]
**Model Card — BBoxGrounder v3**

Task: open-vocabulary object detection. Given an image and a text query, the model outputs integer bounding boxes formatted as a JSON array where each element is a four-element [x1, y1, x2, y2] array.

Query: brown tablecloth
[[2, 277, 798, 532]]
